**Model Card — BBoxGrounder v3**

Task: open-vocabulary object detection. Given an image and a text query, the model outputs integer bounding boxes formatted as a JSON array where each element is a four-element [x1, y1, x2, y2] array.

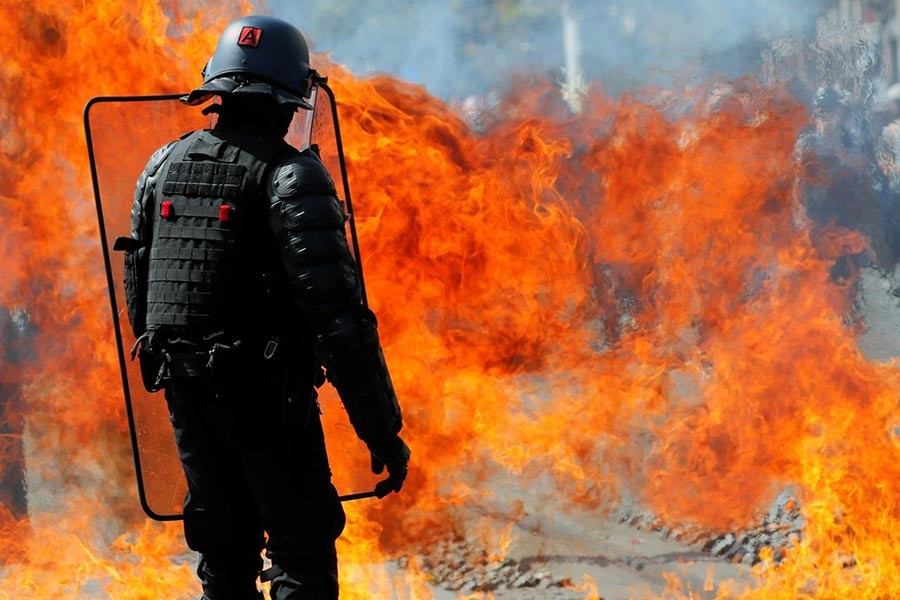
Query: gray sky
[[270, 0, 823, 99]]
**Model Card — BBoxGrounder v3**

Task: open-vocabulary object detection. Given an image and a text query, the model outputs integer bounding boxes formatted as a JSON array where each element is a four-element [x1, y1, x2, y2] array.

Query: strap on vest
[[260, 564, 284, 583]]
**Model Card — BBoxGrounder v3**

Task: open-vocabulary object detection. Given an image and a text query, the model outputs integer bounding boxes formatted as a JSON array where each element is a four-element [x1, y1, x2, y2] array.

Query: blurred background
[[271, 0, 900, 101]]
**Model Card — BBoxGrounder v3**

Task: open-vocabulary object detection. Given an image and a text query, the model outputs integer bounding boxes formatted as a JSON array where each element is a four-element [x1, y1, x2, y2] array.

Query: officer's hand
[[370, 437, 410, 498]]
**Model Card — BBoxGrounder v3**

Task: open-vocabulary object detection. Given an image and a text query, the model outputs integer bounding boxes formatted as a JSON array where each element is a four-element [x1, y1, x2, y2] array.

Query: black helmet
[[182, 15, 314, 108]]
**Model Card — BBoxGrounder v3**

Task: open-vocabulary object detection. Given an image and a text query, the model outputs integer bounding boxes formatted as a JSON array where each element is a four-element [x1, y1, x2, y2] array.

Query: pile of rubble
[[407, 490, 805, 595], [412, 537, 573, 594], [617, 490, 804, 566], [701, 491, 804, 564]]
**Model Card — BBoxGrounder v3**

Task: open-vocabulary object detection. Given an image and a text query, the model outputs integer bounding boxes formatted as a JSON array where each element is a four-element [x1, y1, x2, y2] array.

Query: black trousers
[[165, 358, 346, 599]]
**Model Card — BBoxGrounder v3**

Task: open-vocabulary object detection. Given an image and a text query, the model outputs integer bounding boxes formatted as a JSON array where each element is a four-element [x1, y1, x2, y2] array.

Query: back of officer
[[122, 15, 410, 600]]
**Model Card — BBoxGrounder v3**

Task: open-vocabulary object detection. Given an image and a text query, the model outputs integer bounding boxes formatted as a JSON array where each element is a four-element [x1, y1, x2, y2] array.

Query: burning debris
[[618, 489, 805, 570], [411, 538, 573, 595], [701, 491, 805, 566]]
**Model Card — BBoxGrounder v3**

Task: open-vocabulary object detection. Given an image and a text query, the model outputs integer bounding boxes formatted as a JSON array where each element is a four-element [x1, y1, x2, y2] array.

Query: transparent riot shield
[[83, 87, 351, 520], [85, 94, 202, 520], [310, 82, 368, 305]]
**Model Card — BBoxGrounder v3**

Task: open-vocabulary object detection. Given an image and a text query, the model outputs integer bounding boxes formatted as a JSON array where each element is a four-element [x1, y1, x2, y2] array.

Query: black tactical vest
[[144, 129, 296, 338]]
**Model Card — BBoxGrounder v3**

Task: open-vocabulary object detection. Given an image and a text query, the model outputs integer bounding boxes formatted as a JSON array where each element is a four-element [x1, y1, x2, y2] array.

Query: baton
[[338, 489, 379, 502]]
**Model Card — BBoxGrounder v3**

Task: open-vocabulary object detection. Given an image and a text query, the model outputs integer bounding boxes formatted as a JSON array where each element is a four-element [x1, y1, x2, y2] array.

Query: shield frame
[[84, 82, 368, 521], [84, 93, 186, 521], [316, 79, 369, 307]]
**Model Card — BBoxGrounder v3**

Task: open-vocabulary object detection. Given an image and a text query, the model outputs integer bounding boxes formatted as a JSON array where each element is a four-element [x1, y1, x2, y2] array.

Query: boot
[[197, 557, 264, 600], [262, 562, 338, 600]]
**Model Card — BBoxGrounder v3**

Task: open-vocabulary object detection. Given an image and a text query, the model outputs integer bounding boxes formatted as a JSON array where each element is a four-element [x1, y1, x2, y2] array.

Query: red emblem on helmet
[[238, 26, 262, 48]]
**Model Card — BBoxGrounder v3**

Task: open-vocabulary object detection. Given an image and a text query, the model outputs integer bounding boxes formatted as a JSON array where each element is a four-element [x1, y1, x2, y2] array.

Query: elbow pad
[[315, 307, 403, 451], [268, 151, 402, 448]]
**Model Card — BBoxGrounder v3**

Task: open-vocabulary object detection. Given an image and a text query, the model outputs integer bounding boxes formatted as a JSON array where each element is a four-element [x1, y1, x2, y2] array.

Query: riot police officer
[[121, 15, 410, 600]]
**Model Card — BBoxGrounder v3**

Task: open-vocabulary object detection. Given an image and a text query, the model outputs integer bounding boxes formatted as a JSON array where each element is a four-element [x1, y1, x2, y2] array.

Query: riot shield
[[310, 82, 368, 305], [84, 85, 356, 520]]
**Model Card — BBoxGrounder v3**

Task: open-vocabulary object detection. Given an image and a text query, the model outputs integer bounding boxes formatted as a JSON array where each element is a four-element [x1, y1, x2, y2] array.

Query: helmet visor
[[181, 75, 313, 109]]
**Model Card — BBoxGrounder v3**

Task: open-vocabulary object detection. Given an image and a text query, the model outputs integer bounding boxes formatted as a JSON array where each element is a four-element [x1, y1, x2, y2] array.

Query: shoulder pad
[[271, 151, 337, 199], [143, 140, 179, 178], [133, 139, 179, 221]]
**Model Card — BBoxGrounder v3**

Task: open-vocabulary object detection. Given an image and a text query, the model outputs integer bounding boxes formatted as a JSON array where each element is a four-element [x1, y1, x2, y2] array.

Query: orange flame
[[3, 1, 900, 599], [565, 574, 601, 599]]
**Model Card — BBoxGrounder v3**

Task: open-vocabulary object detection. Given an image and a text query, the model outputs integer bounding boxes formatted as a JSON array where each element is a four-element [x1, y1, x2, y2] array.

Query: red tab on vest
[[218, 204, 232, 222], [161, 200, 174, 219], [238, 26, 262, 48]]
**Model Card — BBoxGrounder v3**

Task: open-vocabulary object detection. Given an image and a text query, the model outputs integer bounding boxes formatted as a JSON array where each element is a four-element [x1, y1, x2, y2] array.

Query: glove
[[370, 436, 410, 498]]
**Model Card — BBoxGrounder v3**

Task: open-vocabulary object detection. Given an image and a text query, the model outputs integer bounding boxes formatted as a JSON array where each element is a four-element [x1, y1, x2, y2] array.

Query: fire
[[2, 0, 900, 598], [566, 574, 601, 599]]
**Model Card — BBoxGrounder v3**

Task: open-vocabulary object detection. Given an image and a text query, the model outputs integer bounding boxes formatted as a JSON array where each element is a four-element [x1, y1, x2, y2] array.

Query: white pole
[[561, 0, 585, 113]]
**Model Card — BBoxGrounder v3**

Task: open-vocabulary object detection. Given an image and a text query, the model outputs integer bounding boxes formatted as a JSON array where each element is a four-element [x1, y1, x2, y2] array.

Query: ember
[[2, 1, 900, 599]]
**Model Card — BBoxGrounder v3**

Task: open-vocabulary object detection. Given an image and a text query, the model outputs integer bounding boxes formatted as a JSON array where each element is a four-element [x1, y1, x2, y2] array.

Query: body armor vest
[[145, 129, 296, 337]]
